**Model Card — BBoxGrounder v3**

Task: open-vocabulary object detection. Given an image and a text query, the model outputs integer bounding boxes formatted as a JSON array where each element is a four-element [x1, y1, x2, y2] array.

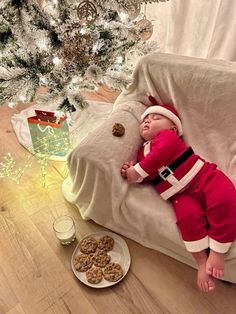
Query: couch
[[62, 53, 236, 283]]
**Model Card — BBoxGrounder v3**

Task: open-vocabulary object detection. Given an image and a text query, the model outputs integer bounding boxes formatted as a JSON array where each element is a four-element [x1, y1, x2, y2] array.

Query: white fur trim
[[133, 163, 149, 178], [135, 177, 144, 183], [141, 106, 183, 136], [143, 141, 151, 157], [184, 236, 209, 252], [160, 159, 204, 200], [209, 238, 232, 253]]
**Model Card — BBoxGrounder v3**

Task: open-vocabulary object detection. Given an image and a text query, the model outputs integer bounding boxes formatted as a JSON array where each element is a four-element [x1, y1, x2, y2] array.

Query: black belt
[[151, 147, 194, 185]]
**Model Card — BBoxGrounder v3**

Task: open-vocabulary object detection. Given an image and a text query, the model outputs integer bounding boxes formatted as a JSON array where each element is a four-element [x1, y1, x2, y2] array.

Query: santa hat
[[141, 96, 183, 136]]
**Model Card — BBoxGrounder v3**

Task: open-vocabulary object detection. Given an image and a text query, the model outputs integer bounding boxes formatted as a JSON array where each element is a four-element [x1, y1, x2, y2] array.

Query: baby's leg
[[203, 167, 236, 279], [171, 193, 214, 292]]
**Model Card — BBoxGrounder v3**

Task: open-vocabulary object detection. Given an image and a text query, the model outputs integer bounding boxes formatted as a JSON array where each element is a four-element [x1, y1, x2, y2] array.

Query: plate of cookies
[[71, 231, 131, 288]]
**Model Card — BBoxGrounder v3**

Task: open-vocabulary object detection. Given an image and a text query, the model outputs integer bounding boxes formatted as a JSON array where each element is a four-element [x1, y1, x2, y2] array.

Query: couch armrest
[[65, 101, 146, 221]]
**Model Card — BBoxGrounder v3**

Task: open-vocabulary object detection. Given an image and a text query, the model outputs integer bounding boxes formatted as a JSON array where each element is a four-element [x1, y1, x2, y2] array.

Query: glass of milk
[[53, 215, 76, 245]]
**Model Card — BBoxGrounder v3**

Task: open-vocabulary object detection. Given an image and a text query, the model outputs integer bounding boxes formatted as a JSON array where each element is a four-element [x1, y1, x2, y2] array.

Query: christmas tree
[[0, 0, 164, 112]]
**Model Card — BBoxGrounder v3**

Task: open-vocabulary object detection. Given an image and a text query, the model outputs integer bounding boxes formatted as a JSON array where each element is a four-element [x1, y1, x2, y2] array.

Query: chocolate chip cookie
[[86, 267, 103, 284], [112, 123, 125, 137], [79, 237, 98, 254], [92, 250, 111, 268], [98, 235, 114, 251], [103, 262, 123, 282], [73, 253, 93, 272]]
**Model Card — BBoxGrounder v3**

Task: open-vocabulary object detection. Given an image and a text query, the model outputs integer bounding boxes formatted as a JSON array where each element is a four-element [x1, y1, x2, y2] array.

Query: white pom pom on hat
[[141, 95, 183, 136]]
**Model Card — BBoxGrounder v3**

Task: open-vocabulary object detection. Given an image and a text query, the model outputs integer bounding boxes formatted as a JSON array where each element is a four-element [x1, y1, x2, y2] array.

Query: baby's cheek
[[139, 124, 144, 132]]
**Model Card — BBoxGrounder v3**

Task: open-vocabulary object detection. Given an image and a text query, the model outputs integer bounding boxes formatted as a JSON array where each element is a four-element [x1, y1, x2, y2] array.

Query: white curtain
[[146, 0, 236, 61]]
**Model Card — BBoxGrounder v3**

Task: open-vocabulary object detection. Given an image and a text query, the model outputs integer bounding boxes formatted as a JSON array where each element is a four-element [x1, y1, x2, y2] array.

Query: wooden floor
[[1, 87, 236, 314]]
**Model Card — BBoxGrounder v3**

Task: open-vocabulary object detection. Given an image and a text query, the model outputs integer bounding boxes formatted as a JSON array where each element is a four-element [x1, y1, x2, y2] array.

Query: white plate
[[71, 231, 131, 288]]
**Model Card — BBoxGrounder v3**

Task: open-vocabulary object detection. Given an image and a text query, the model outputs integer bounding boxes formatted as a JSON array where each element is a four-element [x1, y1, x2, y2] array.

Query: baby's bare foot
[[206, 250, 225, 279], [197, 263, 215, 292]]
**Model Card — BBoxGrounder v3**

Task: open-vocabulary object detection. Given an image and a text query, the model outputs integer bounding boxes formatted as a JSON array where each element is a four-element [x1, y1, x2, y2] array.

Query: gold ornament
[[59, 22, 93, 66], [136, 16, 153, 41], [62, 34, 93, 66], [77, 1, 98, 23]]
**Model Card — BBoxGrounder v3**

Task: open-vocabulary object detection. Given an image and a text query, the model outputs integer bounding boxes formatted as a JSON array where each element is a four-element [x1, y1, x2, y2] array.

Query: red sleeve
[[139, 130, 180, 177]]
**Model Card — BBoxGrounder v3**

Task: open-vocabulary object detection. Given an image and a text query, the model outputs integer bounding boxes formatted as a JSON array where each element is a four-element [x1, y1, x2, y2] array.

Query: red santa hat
[[141, 95, 183, 136]]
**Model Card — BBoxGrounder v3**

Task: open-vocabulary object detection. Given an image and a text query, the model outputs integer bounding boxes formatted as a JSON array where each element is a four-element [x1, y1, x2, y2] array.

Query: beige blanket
[[62, 53, 236, 283]]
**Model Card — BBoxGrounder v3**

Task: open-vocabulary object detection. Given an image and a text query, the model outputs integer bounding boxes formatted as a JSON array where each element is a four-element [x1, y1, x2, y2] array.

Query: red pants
[[171, 163, 236, 253]]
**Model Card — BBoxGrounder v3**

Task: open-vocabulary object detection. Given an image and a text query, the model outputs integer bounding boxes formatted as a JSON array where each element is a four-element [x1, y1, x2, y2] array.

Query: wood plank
[[0, 265, 18, 314], [5, 304, 26, 314]]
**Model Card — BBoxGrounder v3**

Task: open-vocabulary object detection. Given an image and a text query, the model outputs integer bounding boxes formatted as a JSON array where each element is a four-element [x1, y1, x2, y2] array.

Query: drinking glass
[[53, 215, 76, 245]]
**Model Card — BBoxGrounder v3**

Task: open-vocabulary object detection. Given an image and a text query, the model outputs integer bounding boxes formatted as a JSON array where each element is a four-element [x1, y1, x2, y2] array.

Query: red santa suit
[[134, 100, 236, 254]]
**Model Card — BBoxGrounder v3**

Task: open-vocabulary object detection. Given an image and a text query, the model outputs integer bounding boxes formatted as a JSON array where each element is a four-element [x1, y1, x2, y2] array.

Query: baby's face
[[139, 113, 175, 141]]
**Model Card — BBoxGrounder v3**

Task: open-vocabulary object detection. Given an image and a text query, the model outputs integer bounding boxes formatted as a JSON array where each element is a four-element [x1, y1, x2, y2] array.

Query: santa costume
[[134, 96, 236, 254]]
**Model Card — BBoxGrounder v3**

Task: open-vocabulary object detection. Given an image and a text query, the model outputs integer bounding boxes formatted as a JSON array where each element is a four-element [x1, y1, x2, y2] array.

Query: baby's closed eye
[[152, 114, 162, 120]]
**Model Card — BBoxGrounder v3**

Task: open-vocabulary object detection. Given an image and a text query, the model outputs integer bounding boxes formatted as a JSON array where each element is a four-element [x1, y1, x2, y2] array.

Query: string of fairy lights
[[0, 131, 71, 187]]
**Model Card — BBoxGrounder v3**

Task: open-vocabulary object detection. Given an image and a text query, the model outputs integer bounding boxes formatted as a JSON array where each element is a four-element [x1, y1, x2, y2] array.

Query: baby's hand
[[126, 166, 141, 183], [120, 161, 134, 178]]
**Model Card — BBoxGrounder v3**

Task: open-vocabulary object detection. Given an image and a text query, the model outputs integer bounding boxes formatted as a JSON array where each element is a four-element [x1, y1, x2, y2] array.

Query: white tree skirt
[[11, 100, 113, 161]]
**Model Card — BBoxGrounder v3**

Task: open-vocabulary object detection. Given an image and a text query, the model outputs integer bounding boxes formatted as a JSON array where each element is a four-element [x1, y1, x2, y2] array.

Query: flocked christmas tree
[[0, 0, 168, 112]]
